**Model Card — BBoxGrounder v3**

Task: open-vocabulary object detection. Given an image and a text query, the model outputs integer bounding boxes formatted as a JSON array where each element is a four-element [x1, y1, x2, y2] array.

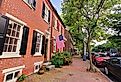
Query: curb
[[94, 66, 113, 82]]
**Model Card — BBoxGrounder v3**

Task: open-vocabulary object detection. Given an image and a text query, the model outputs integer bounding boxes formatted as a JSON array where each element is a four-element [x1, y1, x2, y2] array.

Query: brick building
[[0, 0, 66, 82], [64, 28, 74, 54]]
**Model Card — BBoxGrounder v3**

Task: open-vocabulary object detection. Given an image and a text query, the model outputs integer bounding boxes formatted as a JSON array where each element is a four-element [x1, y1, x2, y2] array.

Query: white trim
[[1, 20, 24, 58], [45, 30, 51, 35], [2, 65, 25, 74], [23, 0, 33, 9], [34, 61, 43, 65], [34, 29, 43, 56], [5, 13, 27, 25], [0, 53, 21, 58], [35, 29, 44, 35], [34, 53, 42, 56]]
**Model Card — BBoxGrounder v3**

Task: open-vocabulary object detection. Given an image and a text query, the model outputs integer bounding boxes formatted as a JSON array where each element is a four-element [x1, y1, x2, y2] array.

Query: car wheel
[[104, 67, 109, 75]]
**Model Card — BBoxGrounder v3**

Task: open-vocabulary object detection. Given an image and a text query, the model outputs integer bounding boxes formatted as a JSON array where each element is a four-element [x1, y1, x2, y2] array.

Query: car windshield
[[110, 49, 117, 53]]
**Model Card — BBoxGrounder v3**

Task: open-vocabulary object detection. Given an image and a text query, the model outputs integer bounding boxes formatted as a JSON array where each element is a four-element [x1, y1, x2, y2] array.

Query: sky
[[50, 0, 63, 15]]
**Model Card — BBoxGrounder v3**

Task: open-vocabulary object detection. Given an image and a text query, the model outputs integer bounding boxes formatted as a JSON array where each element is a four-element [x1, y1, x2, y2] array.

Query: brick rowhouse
[[0, 0, 67, 82]]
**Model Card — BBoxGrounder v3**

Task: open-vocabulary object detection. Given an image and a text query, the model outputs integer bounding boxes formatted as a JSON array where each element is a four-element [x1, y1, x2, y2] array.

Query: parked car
[[104, 57, 121, 81], [93, 53, 110, 67]]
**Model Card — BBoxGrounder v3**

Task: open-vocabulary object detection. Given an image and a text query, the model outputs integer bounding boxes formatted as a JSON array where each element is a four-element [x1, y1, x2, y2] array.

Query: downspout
[[49, 11, 53, 60]]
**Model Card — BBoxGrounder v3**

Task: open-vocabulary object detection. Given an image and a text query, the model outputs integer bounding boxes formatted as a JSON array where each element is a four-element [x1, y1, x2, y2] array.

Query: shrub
[[51, 52, 64, 68], [17, 74, 27, 82], [63, 52, 72, 65], [51, 52, 72, 68]]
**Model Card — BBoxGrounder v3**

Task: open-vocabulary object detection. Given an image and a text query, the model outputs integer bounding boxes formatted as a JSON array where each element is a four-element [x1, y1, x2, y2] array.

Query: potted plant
[[17, 74, 27, 82]]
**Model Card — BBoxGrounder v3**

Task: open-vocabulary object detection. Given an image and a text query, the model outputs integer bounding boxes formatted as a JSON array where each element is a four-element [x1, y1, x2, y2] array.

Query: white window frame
[[44, 6, 49, 23], [53, 36, 56, 52], [23, 0, 36, 9], [54, 20, 57, 30], [3, 65, 25, 82], [34, 61, 43, 73], [34, 29, 44, 56], [0, 13, 27, 58]]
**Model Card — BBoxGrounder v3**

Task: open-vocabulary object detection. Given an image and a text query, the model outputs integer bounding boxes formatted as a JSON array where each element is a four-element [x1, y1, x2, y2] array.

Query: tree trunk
[[87, 34, 96, 72]]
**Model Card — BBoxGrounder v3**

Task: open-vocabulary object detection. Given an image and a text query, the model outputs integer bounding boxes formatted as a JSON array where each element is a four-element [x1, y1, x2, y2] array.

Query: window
[[3, 21, 21, 52], [23, 0, 36, 9], [35, 33, 42, 53], [42, 3, 50, 23], [53, 39, 56, 52], [2, 20, 23, 58], [54, 20, 57, 30], [31, 30, 44, 56], [34, 62, 43, 73], [3, 66, 25, 82]]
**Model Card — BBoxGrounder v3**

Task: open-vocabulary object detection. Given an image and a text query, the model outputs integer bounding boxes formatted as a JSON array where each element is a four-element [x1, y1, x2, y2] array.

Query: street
[[99, 68, 119, 82]]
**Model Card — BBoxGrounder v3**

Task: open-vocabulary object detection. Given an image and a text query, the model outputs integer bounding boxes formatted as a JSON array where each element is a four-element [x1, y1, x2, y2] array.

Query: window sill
[[43, 18, 50, 24], [34, 53, 42, 57], [0, 52, 21, 58]]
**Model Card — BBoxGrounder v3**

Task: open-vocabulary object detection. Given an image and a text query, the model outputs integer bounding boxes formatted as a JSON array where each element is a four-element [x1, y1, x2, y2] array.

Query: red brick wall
[[64, 29, 74, 52], [0, 0, 50, 81]]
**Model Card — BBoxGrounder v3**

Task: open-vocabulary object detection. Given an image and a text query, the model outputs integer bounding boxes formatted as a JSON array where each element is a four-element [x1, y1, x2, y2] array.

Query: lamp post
[[82, 28, 87, 61]]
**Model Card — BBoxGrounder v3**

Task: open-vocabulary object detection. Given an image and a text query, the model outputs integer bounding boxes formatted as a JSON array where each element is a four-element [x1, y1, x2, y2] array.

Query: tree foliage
[[62, 0, 121, 71]]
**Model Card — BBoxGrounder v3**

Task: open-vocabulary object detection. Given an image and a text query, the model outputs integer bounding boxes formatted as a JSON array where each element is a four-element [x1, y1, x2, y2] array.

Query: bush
[[51, 52, 72, 68], [17, 74, 27, 82], [63, 52, 72, 65], [51, 52, 64, 68]]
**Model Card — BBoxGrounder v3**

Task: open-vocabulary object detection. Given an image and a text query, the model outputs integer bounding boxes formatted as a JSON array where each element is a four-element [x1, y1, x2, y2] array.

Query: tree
[[62, 0, 121, 71], [106, 5, 121, 51]]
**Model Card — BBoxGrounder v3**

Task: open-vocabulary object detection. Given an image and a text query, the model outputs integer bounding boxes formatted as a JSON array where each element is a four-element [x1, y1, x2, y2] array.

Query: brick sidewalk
[[25, 56, 111, 82]]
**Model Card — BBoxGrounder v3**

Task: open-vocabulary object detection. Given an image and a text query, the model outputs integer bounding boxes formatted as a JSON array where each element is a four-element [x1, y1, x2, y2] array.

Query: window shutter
[[31, 31, 37, 55], [42, 2, 45, 18], [20, 26, 29, 55], [33, 0, 36, 8], [48, 10, 50, 23], [52, 38, 54, 53], [57, 20, 59, 31], [0, 16, 9, 55], [41, 35, 45, 55]]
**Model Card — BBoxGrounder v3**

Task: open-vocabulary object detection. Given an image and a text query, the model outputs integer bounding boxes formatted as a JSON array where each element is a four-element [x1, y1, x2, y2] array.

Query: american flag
[[56, 35, 65, 49]]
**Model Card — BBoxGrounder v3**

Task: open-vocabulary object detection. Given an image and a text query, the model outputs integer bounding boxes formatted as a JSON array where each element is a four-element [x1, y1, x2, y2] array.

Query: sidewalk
[[25, 56, 111, 82]]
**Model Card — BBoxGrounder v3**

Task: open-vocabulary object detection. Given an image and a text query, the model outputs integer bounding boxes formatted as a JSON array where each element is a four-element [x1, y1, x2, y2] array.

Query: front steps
[[43, 61, 55, 71], [38, 61, 55, 74]]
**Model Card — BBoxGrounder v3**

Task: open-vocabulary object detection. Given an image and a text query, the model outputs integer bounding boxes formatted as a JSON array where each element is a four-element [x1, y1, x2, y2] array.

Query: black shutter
[[31, 31, 37, 55], [0, 16, 9, 55], [33, 0, 36, 8], [42, 2, 45, 18], [48, 10, 50, 23], [20, 26, 29, 55], [41, 35, 45, 54]]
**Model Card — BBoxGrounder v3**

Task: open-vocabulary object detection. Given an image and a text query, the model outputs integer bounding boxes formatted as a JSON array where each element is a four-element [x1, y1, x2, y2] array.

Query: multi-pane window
[[4, 70, 20, 82], [23, 0, 36, 8], [53, 39, 56, 52], [3, 20, 22, 53], [42, 3, 50, 23], [35, 33, 42, 53], [44, 6, 49, 22], [34, 62, 42, 73]]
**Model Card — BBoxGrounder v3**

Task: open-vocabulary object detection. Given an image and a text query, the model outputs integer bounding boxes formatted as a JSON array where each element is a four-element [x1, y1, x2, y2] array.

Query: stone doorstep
[[46, 65, 55, 71], [43, 62, 52, 66]]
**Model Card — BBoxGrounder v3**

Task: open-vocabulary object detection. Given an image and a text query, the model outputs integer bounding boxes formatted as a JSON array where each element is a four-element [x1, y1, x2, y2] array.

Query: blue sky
[[50, 0, 63, 14]]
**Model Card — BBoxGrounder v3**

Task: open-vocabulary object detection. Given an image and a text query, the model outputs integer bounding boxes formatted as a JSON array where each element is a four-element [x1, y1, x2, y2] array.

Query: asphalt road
[[99, 68, 119, 82]]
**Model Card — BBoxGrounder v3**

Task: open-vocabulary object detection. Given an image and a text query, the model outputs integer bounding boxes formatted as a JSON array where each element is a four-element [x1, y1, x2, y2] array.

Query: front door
[[44, 38, 48, 61]]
